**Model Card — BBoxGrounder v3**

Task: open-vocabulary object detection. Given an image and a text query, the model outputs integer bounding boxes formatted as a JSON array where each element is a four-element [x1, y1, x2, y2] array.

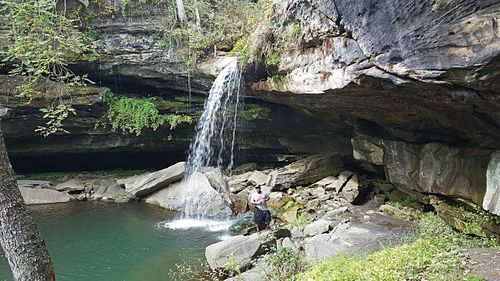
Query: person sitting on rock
[[250, 185, 271, 233]]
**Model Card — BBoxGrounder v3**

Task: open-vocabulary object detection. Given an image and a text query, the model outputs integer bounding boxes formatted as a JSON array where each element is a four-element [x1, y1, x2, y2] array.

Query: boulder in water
[[91, 183, 134, 202], [119, 162, 185, 197], [20, 187, 72, 205], [143, 172, 232, 217]]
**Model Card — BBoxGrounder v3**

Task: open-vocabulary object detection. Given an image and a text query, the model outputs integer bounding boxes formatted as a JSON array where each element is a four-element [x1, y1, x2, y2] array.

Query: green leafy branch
[[1, 0, 97, 135]]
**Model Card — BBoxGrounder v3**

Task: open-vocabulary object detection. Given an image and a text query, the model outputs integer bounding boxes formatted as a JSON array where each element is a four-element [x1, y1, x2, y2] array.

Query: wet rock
[[119, 162, 185, 197], [144, 172, 232, 217], [483, 151, 500, 215], [20, 187, 72, 205], [267, 154, 342, 191], [229, 212, 254, 234]]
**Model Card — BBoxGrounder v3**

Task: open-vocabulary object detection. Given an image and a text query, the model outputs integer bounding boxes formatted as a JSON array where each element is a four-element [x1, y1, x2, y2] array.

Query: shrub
[[294, 214, 499, 281], [267, 247, 309, 281]]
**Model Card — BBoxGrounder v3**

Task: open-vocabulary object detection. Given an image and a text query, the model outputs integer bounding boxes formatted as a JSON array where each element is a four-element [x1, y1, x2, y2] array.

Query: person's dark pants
[[254, 208, 271, 229]]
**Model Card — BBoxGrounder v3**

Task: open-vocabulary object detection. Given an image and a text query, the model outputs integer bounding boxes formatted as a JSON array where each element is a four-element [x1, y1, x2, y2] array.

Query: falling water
[[186, 57, 242, 177]]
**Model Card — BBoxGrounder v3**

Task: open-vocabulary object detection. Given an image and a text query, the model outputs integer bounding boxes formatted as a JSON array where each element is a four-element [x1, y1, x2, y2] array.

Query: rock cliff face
[[241, 0, 499, 214], [248, 0, 500, 149]]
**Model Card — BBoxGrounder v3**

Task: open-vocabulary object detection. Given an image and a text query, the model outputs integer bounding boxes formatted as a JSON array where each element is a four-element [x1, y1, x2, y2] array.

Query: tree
[[175, 0, 187, 25], [0, 0, 94, 279], [0, 115, 55, 281]]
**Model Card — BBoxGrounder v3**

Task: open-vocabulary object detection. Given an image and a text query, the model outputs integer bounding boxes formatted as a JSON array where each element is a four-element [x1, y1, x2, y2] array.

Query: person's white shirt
[[250, 190, 269, 211]]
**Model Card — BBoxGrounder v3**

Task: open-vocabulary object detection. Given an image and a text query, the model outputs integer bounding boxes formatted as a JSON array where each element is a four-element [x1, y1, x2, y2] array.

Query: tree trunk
[[176, 0, 187, 25], [194, 0, 201, 32], [0, 124, 55, 281]]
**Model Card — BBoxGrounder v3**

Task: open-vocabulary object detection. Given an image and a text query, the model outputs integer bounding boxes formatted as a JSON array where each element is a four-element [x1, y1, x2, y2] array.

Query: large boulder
[[205, 229, 290, 270], [351, 137, 384, 165], [483, 151, 500, 215], [119, 162, 185, 197], [303, 219, 332, 237], [247, 171, 268, 186], [267, 154, 342, 191], [20, 187, 72, 205], [143, 172, 232, 217], [205, 233, 268, 271], [304, 221, 393, 261]]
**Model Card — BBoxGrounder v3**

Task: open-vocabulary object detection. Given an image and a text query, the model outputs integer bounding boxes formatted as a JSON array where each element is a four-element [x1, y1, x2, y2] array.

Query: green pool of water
[[0, 202, 226, 281]]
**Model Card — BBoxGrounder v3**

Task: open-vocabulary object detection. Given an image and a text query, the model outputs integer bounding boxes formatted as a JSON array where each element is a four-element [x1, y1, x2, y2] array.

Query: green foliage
[[240, 104, 272, 120], [101, 89, 193, 136], [154, 0, 260, 68], [294, 214, 499, 281], [267, 247, 308, 281], [262, 21, 302, 76], [223, 255, 240, 276], [35, 104, 77, 136], [230, 36, 253, 66], [287, 212, 312, 230], [1, 0, 96, 136]]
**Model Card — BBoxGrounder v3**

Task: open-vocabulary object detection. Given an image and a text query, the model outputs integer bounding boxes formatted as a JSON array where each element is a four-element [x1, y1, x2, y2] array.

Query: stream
[[0, 202, 229, 281]]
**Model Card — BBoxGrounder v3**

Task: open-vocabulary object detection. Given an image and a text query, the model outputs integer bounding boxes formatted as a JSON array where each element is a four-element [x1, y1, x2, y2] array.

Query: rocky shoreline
[[17, 143, 500, 280]]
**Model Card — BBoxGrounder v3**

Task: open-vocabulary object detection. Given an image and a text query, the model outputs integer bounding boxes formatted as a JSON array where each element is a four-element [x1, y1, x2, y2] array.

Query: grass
[[292, 214, 498, 281]]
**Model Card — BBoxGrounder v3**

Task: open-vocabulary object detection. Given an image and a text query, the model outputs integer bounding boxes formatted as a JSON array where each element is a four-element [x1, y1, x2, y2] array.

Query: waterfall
[[186, 57, 242, 177]]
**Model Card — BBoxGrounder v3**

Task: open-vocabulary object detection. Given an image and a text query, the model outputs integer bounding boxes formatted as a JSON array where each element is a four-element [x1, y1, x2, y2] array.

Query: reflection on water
[[0, 202, 227, 281]]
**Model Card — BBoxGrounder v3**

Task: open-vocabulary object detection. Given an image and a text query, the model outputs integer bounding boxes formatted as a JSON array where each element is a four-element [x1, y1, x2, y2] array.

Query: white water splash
[[158, 218, 233, 232], [186, 57, 242, 176]]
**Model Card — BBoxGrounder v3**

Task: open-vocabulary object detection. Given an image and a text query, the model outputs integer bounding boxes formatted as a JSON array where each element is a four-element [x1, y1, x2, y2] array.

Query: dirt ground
[[464, 248, 500, 281]]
